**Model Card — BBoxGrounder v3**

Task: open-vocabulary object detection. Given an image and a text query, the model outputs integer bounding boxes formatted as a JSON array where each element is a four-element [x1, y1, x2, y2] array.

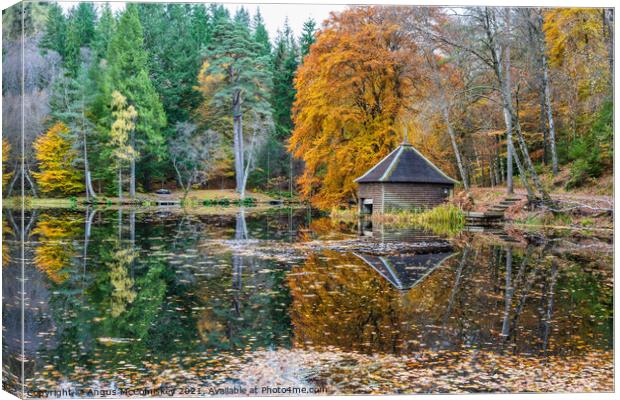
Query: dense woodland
[[1, 3, 614, 208]]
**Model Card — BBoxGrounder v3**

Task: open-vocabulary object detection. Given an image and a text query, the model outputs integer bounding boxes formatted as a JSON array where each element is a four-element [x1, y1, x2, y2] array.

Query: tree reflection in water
[[0, 208, 612, 394]]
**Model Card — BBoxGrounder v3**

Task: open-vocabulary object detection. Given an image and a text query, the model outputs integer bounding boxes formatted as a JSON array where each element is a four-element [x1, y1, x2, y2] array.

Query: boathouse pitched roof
[[354, 143, 458, 185]]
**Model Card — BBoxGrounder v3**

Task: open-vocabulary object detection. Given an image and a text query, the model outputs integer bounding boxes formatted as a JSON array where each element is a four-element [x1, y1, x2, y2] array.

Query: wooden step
[[464, 211, 504, 219]]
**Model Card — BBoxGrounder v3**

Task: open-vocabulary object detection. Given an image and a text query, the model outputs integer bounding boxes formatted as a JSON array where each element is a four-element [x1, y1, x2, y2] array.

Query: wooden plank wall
[[382, 183, 450, 212], [359, 183, 451, 214], [358, 183, 384, 213]]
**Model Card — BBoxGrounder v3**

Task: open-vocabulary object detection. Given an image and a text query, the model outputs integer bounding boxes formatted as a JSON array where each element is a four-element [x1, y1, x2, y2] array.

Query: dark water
[[2, 208, 613, 396]]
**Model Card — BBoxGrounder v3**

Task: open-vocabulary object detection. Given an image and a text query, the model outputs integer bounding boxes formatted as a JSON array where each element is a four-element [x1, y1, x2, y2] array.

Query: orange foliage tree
[[544, 9, 612, 135], [32, 122, 84, 195], [289, 7, 425, 208]]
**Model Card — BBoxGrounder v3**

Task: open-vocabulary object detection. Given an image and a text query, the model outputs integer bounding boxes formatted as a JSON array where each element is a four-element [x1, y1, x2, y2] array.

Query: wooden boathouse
[[355, 142, 457, 215]]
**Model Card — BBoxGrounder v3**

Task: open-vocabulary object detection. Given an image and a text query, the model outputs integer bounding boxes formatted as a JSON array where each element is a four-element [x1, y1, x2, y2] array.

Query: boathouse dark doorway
[[361, 198, 373, 214]]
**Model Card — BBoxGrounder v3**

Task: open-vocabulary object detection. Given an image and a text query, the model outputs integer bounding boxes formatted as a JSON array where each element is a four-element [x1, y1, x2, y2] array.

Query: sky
[[59, 1, 347, 40]]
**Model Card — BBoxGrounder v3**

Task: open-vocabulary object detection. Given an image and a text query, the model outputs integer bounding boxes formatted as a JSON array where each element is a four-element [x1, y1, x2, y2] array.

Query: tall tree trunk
[[538, 13, 559, 175], [130, 130, 136, 199], [427, 51, 469, 190], [510, 138, 536, 200], [240, 116, 259, 199], [81, 95, 96, 200], [233, 93, 245, 197], [542, 56, 558, 176], [513, 118, 551, 201], [495, 136, 504, 184], [494, 11, 537, 200], [539, 90, 548, 165], [494, 156, 502, 185], [502, 105, 514, 194], [496, 12, 514, 194]]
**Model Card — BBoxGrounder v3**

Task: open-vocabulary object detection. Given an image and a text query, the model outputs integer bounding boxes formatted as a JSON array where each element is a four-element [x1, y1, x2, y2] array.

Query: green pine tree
[[92, 3, 115, 60], [233, 6, 251, 27], [299, 18, 317, 58], [138, 3, 206, 126], [198, 15, 273, 198], [252, 8, 271, 56], [191, 4, 212, 48], [39, 2, 67, 57], [105, 4, 167, 194], [64, 2, 97, 76]]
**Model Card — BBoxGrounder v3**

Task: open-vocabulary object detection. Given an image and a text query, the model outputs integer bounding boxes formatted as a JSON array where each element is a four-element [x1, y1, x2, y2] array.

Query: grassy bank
[[331, 204, 466, 236], [1, 189, 283, 209]]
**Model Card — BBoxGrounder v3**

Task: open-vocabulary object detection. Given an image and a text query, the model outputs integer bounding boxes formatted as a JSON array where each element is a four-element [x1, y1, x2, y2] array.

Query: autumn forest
[[1, 2, 615, 396], [1, 4, 614, 207]]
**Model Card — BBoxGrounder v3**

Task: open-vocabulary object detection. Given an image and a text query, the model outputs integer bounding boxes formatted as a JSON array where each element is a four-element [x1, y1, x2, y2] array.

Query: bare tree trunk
[[427, 51, 469, 190], [241, 142, 253, 199], [502, 106, 514, 194], [510, 141, 536, 200], [495, 10, 538, 199], [240, 114, 259, 199], [130, 130, 136, 199], [513, 118, 551, 201], [495, 135, 504, 184], [233, 93, 245, 197], [81, 95, 96, 200], [171, 158, 190, 201], [537, 13, 558, 176], [539, 90, 548, 165], [492, 22, 514, 194]]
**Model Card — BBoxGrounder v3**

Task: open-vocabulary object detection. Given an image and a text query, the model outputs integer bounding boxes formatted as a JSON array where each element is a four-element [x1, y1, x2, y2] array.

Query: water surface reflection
[[2, 207, 613, 395]]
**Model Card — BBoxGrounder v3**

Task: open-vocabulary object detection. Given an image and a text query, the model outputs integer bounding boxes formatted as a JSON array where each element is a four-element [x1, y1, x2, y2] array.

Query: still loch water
[[2, 207, 613, 395]]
